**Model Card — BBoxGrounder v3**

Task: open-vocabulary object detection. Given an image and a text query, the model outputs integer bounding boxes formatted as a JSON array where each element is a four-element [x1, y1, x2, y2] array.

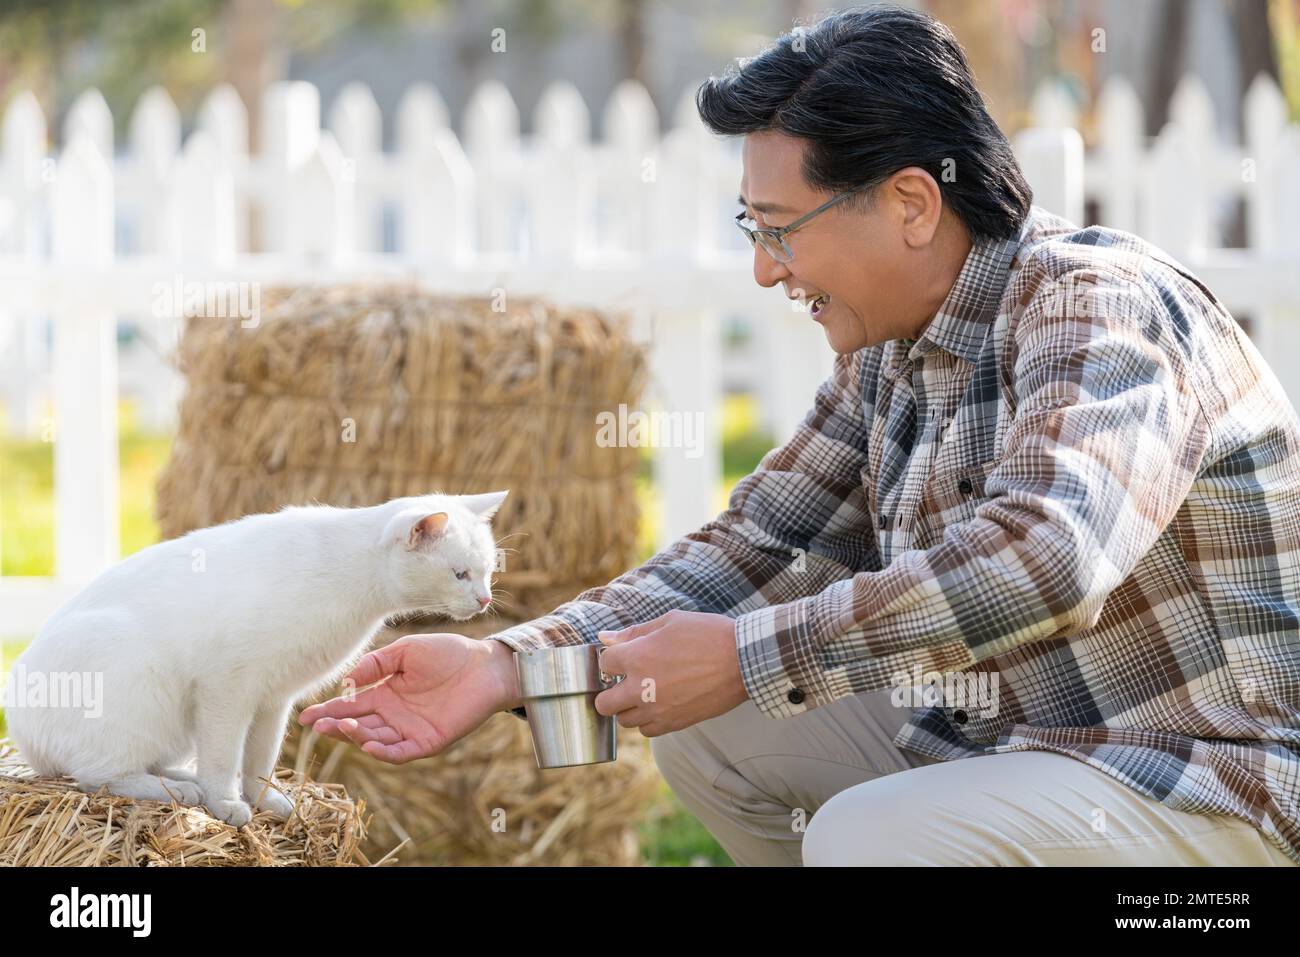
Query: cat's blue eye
[[454, 570, 470, 580]]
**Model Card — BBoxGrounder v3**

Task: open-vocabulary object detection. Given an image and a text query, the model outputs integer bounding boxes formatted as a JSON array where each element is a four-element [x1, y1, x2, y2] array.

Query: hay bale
[[155, 283, 649, 620], [282, 615, 664, 866], [0, 742, 370, 866]]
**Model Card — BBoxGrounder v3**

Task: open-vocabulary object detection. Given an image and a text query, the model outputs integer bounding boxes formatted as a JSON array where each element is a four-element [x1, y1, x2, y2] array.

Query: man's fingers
[[298, 686, 381, 725], [594, 681, 641, 717], [597, 611, 674, 645], [337, 717, 403, 746], [344, 642, 407, 689], [360, 738, 433, 765], [615, 706, 652, 729], [309, 714, 402, 745], [597, 627, 660, 678]]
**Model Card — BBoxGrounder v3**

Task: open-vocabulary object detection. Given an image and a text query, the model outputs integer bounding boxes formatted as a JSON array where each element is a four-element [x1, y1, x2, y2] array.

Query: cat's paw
[[158, 779, 205, 806], [205, 798, 253, 828], [245, 787, 295, 821]]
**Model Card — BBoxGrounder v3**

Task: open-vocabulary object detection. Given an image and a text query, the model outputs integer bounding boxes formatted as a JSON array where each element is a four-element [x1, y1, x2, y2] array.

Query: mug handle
[[596, 644, 622, 686]]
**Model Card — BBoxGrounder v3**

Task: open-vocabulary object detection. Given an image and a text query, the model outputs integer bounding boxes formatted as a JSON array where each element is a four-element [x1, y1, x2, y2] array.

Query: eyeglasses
[[734, 187, 867, 263]]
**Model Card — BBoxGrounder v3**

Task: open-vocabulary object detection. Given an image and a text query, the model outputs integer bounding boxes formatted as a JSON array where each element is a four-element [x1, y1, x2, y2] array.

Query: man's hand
[[594, 610, 749, 737], [297, 634, 521, 764]]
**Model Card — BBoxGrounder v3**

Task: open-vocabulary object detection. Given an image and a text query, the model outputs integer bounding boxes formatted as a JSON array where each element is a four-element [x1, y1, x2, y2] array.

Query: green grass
[[631, 393, 778, 558], [0, 394, 777, 866], [0, 401, 173, 576]]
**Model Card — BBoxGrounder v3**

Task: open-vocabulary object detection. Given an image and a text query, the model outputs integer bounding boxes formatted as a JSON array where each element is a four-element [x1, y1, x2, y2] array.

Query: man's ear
[[407, 512, 450, 550], [886, 166, 943, 248]]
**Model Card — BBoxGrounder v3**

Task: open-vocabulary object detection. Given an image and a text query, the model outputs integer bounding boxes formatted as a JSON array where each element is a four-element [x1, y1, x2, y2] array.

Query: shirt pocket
[[913, 457, 1002, 549]]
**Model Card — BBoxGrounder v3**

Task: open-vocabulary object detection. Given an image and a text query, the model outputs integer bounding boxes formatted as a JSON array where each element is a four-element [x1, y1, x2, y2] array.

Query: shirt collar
[[900, 212, 1031, 364]]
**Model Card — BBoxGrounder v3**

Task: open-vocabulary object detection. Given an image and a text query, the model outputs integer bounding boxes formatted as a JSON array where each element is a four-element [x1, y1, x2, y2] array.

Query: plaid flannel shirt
[[490, 205, 1300, 864]]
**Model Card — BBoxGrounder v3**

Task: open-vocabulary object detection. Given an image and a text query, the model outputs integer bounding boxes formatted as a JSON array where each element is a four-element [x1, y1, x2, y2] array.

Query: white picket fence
[[1, 72, 1299, 635]]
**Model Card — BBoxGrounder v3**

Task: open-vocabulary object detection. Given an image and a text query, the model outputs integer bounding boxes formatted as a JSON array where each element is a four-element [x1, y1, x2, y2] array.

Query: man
[[299, 5, 1300, 866]]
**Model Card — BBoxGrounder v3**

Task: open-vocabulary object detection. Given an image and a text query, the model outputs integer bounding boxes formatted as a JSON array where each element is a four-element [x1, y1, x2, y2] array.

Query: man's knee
[[802, 790, 883, 865], [801, 779, 948, 865]]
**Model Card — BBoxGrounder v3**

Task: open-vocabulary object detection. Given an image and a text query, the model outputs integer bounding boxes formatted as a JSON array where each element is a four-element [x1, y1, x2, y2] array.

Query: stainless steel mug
[[513, 643, 623, 768]]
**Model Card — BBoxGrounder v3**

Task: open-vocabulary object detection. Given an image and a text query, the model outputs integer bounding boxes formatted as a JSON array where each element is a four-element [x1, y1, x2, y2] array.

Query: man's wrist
[[486, 637, 525, 712]]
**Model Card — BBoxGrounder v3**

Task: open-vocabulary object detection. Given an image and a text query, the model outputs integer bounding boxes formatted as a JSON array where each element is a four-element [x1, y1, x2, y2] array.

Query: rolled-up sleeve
[[734, 270, 1213, 719]]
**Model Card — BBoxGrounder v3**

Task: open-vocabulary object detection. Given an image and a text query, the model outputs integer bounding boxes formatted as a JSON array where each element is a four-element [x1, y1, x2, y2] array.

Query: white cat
[[4, 490, 507, 827]]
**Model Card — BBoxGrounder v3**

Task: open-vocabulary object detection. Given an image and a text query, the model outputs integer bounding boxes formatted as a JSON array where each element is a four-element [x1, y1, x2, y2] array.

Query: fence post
[[397, 87, 474, 266], [601, 80, 658, 255], [1096, 76, 1144, 231], [531, 81, 594, 262], [1141, 122, 1209, 260], [1014, 126, 1085, 224], [260, 81, 321, 252], [63, 89, 113, 160], [1254, 126, 1300, 413], [463, 81, 521, 256], [197, 83, 250, 251], [289, 132, 354, 263], [1243, 74, 1288, 250], [1, 91, 49, 438], [328, 81, 384, 253], [649, 308, 723, 547], [646, 91, 724, 544], [51, 133, 119, 581], [127, 86, 181, 254]]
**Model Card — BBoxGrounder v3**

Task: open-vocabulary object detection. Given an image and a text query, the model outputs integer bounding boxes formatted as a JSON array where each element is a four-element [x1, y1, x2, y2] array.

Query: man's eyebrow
[[737, 194, 795, 215]]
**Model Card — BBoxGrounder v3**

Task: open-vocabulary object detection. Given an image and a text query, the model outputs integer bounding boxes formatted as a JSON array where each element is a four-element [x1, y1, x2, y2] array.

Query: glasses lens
[[757, 233, 791, 263]]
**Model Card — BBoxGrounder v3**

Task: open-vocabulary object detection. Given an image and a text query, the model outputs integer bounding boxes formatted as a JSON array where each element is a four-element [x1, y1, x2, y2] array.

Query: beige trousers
[[648, 688, 1298, 866]]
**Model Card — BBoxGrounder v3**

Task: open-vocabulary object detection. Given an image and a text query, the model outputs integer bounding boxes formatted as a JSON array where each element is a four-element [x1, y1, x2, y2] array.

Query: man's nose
[[752, 246, 791, 288]]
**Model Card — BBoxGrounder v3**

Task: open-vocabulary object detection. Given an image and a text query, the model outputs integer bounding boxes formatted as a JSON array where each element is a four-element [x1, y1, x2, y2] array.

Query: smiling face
[[738, 130, 973, 354]]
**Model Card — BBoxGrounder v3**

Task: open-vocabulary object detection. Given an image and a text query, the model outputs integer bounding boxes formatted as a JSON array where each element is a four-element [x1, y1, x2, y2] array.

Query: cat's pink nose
[[478, 596, 491, 609]]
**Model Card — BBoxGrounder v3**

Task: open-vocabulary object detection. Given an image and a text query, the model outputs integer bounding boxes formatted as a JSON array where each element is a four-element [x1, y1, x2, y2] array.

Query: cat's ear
[[463, 489, 509, 522], [406, 512, 450, 550]]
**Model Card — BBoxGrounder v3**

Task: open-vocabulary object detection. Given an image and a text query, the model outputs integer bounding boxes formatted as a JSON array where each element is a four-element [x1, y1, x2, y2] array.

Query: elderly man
[[301, 5, 1300, 866]]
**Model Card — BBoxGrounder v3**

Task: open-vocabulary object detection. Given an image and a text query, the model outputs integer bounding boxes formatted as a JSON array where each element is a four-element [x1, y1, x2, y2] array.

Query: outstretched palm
[[298, 633, 507, 763]]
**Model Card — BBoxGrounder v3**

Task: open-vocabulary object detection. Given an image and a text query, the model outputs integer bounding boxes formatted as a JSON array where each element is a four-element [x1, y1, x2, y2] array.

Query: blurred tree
[[617, 0, 648, 85], [0, 0, 655, 144], [0, 0, 460, 146], [0, 0, 222, 131], [1148, 0, 1279, 136], [925, 0, 1027, 131], [1276, 0, 1300, 119], [1228, 0, 1281, 111]]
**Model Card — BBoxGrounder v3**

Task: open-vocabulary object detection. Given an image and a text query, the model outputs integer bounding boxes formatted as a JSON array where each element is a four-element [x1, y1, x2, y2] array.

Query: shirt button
[[787, 688, 805, 705], [952, 709, 968, 724], [879, 514, 889, 529], [958, 478, 974, 495]]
